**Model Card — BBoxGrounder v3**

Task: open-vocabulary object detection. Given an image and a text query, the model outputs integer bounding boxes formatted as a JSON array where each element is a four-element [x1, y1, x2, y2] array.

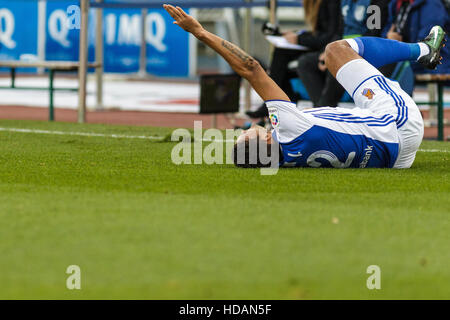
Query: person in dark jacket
[[382, 0, 450, 74], [296, 0, 391, 108], [246, 0, 342, 119]]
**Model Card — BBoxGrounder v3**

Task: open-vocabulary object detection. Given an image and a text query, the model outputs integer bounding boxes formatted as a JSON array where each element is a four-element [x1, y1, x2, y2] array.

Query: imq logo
[[48, 5, 167, 52], [48, 5, 80, 48]]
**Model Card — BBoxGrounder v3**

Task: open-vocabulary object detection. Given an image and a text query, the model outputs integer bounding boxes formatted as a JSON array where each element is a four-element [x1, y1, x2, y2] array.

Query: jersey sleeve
[[265, 100, 312, 143]]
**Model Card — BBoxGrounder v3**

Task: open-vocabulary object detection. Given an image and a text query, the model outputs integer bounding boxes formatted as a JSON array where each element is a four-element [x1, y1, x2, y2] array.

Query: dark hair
[[232, 138, 275, 168]]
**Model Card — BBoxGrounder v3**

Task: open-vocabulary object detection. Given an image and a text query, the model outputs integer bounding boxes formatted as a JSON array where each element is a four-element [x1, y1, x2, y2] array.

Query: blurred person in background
[[246, 0, 342, 119], [296, 0, 391, 108], [382, 0, 450, 74]]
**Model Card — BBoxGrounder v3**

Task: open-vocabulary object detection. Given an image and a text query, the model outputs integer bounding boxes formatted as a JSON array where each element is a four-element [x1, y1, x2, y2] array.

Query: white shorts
[[337, 59, 424, 168]]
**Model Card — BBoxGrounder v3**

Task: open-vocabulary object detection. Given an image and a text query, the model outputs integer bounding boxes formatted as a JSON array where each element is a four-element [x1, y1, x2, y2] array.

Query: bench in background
[[415, 74, 450, 141], [0, 61, 101, 121]]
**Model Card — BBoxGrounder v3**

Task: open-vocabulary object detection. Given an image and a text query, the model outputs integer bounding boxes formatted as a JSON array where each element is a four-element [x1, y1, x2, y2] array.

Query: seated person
[[246, 0, 342, 119], [297, 0, 391, 108], [163, 4, 445, 169]]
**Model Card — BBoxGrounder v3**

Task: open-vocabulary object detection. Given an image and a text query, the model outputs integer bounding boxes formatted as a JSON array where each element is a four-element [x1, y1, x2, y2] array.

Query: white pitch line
[[0, 127, 236, 143], [418, 148, 450, 153], [0, 127, 165, 141], [0, 127, 448, 151]]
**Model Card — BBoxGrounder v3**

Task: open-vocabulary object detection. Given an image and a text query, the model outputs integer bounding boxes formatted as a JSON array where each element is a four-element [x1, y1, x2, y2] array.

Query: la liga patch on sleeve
[[268, 107, 279, 128]]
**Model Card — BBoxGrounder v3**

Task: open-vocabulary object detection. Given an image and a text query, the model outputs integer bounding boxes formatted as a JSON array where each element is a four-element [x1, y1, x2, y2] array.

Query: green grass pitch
[[0, 119, 448, 299]]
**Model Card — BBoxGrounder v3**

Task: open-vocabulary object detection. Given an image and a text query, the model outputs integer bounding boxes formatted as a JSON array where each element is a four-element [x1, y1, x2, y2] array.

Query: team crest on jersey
[[268, 108, 279, 128], [362, 88, 375, 100]]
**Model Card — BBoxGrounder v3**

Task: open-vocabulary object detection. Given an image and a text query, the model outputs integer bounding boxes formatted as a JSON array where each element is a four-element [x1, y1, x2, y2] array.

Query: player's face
[[236, 125, 272, 144]]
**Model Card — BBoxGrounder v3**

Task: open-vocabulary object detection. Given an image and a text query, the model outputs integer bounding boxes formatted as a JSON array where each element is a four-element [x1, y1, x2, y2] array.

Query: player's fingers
[[176, 6, 188, 17], [164, 5, 182, 20], [163, 4, 175, 18], [169, 7, 182, 20], [163, 4, 173, 13]]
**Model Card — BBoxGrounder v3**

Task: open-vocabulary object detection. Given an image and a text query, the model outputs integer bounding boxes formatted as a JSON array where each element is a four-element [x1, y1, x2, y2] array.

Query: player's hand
[[283, 31, 298, 44], [163, 4, 204, 37]]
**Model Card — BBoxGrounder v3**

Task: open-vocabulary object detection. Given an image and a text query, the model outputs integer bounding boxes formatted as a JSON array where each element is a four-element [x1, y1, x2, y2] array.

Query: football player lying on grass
[[163, 4, 446, 169]]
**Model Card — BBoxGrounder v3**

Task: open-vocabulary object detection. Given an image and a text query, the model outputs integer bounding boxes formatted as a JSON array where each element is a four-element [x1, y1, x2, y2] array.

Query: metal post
[[243, 1, 252, 112], [188, 9, 198, 77], [428, 83, 437, 126], [49, 69, 55, 121], [78, 0, 89, 123], [211, 114, 217, 129], [37, 0, 47, 75], [11, 68, 15, 88], [216, 20, 231, 73], [437, 82, 444, 141], [95, 0, 104, 109], [268, 0, 277, 63], [269, 0, 277, 25], [139, 8, 148, 77]]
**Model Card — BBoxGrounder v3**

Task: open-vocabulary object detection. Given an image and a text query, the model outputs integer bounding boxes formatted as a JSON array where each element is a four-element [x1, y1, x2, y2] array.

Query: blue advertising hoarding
[[0, 0, 191, 77], [0, 1, 38, 71], [45, 1, 95, 62], [142, 8, 190, 76]]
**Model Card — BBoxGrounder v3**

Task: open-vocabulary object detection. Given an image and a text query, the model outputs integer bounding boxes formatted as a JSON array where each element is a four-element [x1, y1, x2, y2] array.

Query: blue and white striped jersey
[[267, 101, 400, 168]]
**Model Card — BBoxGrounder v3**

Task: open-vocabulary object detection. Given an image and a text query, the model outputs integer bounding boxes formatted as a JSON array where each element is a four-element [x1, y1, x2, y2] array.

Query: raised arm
[[163, 4, 290, 102]]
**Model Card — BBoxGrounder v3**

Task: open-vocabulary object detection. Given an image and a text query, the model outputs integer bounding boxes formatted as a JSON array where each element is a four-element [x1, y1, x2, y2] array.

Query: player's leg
[[324, 40, 392, 111], [324, 27, 446, 168], [325, 27, 447, 115], [326, 25, 446, 77], [324, 40, 424, 169], [344, 29, 446, 70], [340, 37, 430, 69]]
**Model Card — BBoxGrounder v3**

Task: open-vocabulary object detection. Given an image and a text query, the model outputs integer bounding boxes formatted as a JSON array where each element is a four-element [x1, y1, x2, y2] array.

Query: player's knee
[[325, 41, 344, 60], [324, 40, 349, 68]]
